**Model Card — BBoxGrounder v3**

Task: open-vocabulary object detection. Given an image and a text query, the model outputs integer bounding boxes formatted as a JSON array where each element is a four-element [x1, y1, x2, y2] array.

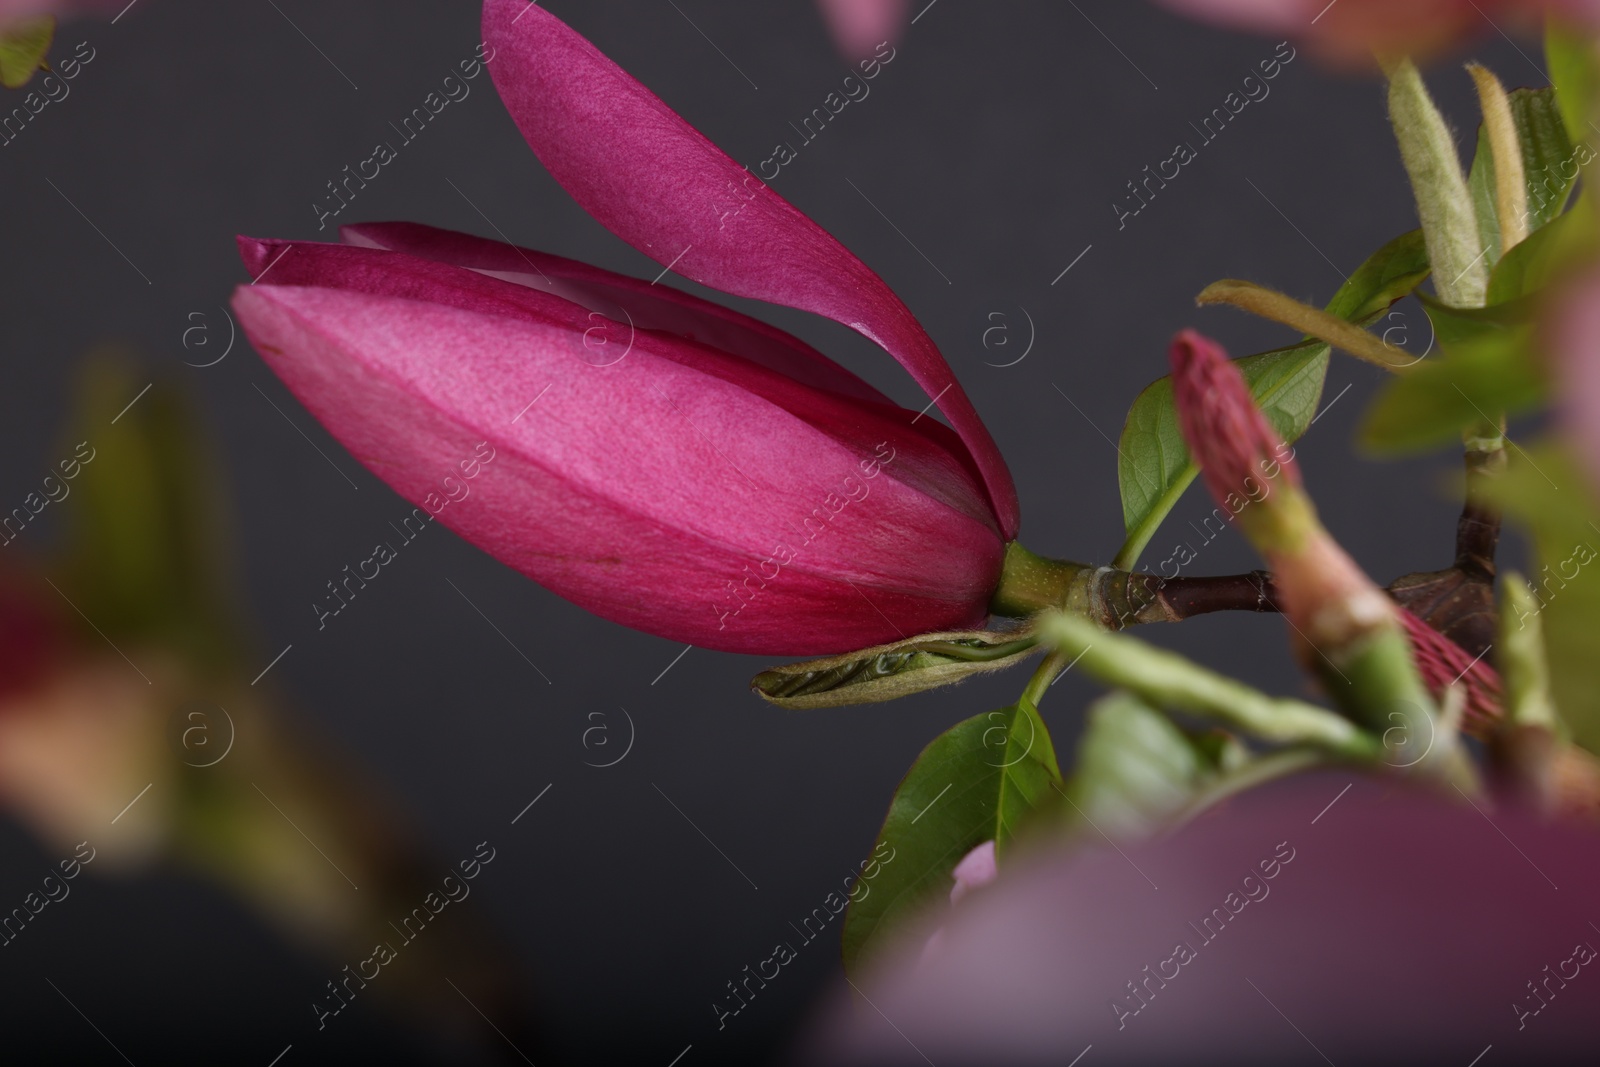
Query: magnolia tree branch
[[1090, 568, 1279, 628]]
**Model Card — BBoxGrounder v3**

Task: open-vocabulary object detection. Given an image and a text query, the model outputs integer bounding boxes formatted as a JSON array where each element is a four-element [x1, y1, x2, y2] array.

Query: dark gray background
[[0, 1, 1541, 1062]]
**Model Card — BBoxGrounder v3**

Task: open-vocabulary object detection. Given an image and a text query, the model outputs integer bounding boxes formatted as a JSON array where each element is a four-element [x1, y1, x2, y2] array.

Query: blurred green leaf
[[58, 355, 241, 672], [1467, 86, 1578, 269], [1115, 230, 1430, 569], [1546, 20, 1600, 150], [1483, 443, 1600, 755], [1059, 691, 1248, 841], [0, 16, 53, 89], [841, 699, 1060, 975], [1359, 294, 1542, 454], [1365, 100, 1592, 456]]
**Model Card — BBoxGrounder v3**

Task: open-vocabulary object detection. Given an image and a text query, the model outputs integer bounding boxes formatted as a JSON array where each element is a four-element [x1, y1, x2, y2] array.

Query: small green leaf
[[1483, 444, 1600, 756], [0, 16, 53, 90], [841, 699, 1060, 974], [1359, 295, 1542, 454], [1115, 230, 1430, 568], [1060, 691, 1245, 842], [751, 628, 1041, 710], [1487, 192, 1597, 305], [1467, 85, 1579, 267]]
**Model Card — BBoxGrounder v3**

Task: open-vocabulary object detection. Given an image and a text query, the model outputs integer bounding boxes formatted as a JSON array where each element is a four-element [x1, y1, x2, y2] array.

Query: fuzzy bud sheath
[[1170, 330, 1443, 751]]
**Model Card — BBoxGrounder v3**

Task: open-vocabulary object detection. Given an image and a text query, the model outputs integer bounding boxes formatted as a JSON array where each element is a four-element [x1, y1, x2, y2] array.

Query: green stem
[[1022, 650, 1069, 707], [1041, 613, 1382, 760], [1114, 472, 1198, 571], [993, 543, 1278, 628], [990, 543, 1089, 616]]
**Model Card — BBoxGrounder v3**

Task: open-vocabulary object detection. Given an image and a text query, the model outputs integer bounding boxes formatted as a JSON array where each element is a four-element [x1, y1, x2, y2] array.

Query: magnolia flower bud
[[1170, 330, 1393, 655]]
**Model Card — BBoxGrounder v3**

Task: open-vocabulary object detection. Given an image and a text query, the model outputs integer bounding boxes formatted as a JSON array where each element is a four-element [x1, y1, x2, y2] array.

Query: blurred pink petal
[[817, 0, 909, 60], [482, 0, 1018, 539], [1557, 266, 1600, 497], [949, 839, 997, 905], [0, 0, 121, 20], [1154, 0, 1594, 59]]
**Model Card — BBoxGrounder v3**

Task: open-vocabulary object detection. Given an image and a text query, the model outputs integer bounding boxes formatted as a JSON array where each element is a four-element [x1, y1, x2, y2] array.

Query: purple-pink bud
[[1170, 329, 1300, 510]]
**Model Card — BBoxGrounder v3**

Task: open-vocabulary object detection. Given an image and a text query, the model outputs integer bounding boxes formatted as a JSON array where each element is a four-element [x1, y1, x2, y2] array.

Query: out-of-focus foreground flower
[[800, 774, 1600, 1065], [234, 0, 1019, 657]]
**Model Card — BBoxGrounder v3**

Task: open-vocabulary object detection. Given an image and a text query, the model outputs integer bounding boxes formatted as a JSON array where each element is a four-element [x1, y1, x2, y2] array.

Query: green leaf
[[0, 16, 53, 90], [1359, 295, 1542, 454], [1482, 443, 1600, 756], [1060, 691, 1246, 842], [1467, 85, 1579, 268], [58, 357, 241, 672], [1114, 230, 1430, 569], [841, 699, 1060, 974]]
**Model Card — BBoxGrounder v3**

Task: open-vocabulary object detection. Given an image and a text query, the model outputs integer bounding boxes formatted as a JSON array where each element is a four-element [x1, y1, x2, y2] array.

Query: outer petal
[[238, 235, 1001, 537], [231, 283, 1004, 655], [481, 0, 1018, 539], [339, 221, 892, 406]]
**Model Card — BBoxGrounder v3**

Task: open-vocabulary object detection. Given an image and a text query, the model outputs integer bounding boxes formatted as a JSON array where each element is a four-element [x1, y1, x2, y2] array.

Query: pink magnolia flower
[[232, 0, 1018, 657], [1155, 0, 1600, 59], [817, 0, 908, 60]]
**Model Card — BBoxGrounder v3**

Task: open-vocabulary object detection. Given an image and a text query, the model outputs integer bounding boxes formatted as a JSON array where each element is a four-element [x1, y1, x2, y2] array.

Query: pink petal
[[816, 0, 909, 60], [231, 281, 1004, 655], [481, 0, 1017, 539], [339, 221, 891, 406]]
